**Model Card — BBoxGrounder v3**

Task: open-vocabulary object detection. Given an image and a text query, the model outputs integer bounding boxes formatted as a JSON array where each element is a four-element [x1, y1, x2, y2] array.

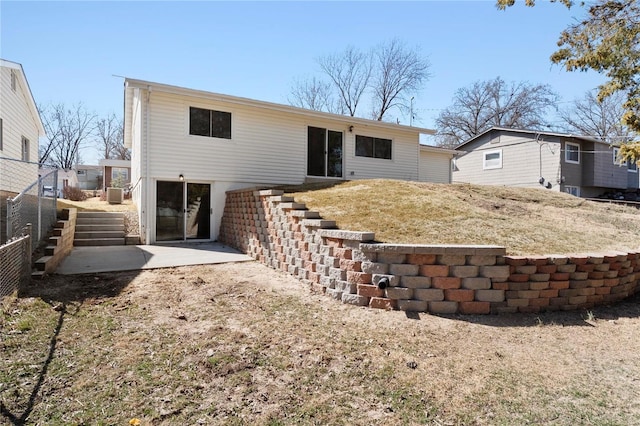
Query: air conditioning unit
[[106, 187, 123, 204]]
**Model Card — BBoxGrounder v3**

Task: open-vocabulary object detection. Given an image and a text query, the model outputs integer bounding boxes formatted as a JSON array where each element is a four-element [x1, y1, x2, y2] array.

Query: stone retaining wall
[[219, 189, 640, 314]]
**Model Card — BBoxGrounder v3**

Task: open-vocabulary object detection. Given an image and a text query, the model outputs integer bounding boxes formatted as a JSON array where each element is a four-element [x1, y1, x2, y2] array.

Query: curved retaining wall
[[219, 189, 640, 314]]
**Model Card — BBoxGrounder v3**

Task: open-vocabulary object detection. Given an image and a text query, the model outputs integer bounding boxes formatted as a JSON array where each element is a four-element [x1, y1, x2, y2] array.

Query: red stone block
[[369, 297, 397, 310], [347, 271, 372, 284], [333, 248, 353, 260], [419, 264, 449, 277], [549, 280, 570, 290], [505, 256, 528, 266], [432, 277, 462, 289], [444, 289, 474, 302], [459, 301, 490, 315], [537, 265, 557, 274], [357, 284, 385, 298], [509, 274, 530, 283]]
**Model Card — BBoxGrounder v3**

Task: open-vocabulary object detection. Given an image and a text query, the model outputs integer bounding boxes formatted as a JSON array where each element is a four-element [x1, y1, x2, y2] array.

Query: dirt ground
[[2, 261, 640, 425]]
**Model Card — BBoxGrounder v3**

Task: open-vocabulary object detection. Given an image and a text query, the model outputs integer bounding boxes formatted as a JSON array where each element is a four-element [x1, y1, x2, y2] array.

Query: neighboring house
[[0, 59, 45, 193], [453, 127, 639, 198], [123, 78, 452, 244], [76, 164, 102, 190], [99, 158, 131, 190], [38, 167, 79, 198]]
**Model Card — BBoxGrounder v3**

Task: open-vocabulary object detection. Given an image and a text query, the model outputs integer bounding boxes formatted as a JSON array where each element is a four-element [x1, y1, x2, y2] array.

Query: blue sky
[[1, 1, 605, 164]]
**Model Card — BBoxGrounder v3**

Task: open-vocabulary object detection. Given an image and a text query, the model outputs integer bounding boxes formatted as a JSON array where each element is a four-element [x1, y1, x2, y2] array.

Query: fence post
[[37, 174, 42, 241], [7, 197, 13, 241], [26, 223, 32, 275]]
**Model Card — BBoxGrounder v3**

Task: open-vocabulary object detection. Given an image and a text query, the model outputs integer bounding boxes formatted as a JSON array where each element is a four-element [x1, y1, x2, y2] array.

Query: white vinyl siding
[[0, 64, 41, 192], [419, 150, 452, 183]]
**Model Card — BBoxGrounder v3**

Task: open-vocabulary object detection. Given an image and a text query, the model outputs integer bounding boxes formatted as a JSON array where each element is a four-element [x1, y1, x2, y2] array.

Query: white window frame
[[21, 136, 29, 161], [628, 159, 638, 173], [111, 167, 129, 182], [565, 142, 580, 164], [483, 149, 502, 170], [613, 147, 627, 166], [564, 185, 580, 197]]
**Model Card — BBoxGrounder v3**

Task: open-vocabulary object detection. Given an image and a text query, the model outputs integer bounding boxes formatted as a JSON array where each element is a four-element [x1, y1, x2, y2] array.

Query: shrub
[[63, 186, 87, 201]]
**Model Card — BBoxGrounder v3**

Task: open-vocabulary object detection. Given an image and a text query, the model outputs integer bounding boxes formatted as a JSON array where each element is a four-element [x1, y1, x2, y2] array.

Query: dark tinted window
[[189, 107, 231, 139], [356, 135, 391, 160]]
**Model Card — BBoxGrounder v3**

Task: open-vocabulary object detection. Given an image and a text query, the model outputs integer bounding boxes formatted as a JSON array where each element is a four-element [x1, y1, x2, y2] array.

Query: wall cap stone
[[319, 230, 375, 242], [360, 243, 505, 256]]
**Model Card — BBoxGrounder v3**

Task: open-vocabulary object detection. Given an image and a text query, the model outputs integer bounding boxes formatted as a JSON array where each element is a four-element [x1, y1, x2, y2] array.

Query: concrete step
[[44, 245, 60, 256], [76, 217, 124, 225], [74, 238, 125, 246], [35, 256, 52, 271], [77, 211, 125, 219], [74, 231, 125, 239], [75, 224, 124, 232]]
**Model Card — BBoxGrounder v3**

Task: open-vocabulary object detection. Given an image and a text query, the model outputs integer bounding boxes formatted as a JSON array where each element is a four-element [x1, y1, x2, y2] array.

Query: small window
[[564, 186, 580, 197], [355, 135, 392, 160], [613, 146, 629, 167], [628, 159, 638, 173], [483, 149, 502, 170], [565, 142, 580, 164], [77, 169, 86, 175], [21, 136, 29, 161], [111, 167, 129, 182], [10, 70, 16, 91], [189, 106, 231, 139]]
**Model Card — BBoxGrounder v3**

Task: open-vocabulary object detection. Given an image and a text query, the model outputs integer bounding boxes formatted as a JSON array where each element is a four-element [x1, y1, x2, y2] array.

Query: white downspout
[[145, 85, 152, 244]]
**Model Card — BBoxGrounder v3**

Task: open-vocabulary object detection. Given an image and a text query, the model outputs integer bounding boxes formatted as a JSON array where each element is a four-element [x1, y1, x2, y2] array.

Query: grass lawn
[[287, 179, 640, 255]]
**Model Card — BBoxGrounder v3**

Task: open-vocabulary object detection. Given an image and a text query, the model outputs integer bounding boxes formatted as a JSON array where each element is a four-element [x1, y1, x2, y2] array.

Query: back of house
[[123, 78, 454, 244]]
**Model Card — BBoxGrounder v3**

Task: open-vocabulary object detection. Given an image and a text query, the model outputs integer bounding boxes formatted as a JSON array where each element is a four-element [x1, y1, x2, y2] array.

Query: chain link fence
[[0, 225, 32, 298], [1, 157, 58, 297], [1, 157, 57, 245]]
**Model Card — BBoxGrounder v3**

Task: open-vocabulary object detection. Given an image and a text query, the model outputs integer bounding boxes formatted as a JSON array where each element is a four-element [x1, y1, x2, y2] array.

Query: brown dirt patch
[[2, 261, 640, 425]]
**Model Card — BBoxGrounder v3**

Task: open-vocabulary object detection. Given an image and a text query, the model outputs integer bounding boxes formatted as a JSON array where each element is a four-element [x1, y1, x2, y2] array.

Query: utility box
[[107, 187, 123, 204]]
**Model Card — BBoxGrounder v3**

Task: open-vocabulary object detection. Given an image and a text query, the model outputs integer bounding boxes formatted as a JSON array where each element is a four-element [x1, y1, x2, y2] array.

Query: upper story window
[[613, 147, 626, 166], [21, 136, 29, 161], [189, 106, 231, 139], [483, 149, 502, 170], [10, 70, 16, 91], [355, 135, 392, 160], [565, 142, 580, 164]]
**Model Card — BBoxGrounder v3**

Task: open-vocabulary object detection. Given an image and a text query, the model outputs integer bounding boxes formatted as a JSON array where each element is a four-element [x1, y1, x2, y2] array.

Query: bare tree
[[435, 77, 559, 147], [559, 90, 633, 143], [289, 39, 430, 122], [288, 77, 344, 114], [96, 114, 128, 160], [39, 103, 96, 169], [371, 39, 430, 121], [318, 46, 372, 117]]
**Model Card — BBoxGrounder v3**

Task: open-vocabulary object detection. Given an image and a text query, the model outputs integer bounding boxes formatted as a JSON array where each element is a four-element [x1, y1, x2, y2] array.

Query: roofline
[[419, 144, 460, 155], [0, 59, 46, 137], [455, 126, 609, 150], [124, 77, 435, 135]]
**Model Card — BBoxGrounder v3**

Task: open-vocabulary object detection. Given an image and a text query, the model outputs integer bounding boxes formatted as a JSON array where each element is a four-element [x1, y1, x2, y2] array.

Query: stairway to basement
[[74, 211, 125, 246]]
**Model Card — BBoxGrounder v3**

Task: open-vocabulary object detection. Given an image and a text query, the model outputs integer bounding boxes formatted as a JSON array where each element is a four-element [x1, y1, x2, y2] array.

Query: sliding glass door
[[156, 181, 211, 242]]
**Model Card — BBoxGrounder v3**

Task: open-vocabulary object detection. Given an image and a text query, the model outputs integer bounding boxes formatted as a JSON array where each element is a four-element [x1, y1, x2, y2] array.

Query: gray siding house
[[453, 127, 638, 198]]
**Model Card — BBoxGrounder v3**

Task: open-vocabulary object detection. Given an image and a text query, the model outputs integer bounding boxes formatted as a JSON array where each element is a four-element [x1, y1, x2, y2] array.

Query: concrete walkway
[[55, 242, 253, 275]]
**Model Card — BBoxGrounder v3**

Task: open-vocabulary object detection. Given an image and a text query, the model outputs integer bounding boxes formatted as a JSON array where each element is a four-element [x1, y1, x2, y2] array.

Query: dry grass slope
[[287, 179, 640, 255]]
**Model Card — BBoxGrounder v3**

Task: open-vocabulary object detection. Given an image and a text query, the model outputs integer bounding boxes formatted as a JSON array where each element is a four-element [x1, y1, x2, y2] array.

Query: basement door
[[156, 181, 211, 242]]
